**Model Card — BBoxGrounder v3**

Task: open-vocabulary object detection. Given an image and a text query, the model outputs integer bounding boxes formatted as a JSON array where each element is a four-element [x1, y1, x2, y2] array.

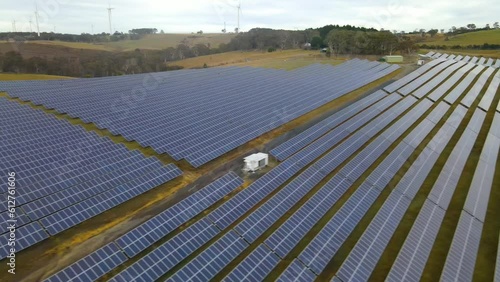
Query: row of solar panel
[[45, 172, 244, 282], [54, 80, 401, 282], [164, 94, 426, 281], [0, 98, 182, 259], [388, 104, 485, 281], [440, 112, 500, 281], [336, 103, 467, 282], [39, 57, 499, 281], [0, 61, 400, 167], [165, 59, 500, 279], [426, 51, 500, 68]]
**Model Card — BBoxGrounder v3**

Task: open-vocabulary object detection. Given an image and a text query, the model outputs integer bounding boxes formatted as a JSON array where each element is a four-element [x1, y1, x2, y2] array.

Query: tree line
[[0, 42, 222, 77]]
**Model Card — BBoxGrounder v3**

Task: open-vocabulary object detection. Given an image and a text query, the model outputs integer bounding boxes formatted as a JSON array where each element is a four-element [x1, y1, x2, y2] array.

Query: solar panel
[[455, 55, 464, 61], [486, 58, 495, 67], [444, 65, 485, 104], [463, 127, 500, 222], [298, 182, 379, 274], [384, 59, 444, 93], [478, 69, 500, 111], [109, 218, 220, 282], [0, 222, 49, 259], [477, 57, 487, 65], [413, 61, 466, 99], [270, 90, 386, 161], [166, 231, 248, 281], [207, 94, 401, 232], [428, 110, 485, 209], [386, 200, 446, 282], [462, 56, 471, 62], [398, 59, 455, 96], [441, 212, 483, 282], [40, 164, 182, 235], [264, 175, 353, 258], [223, 244, 280, 281], [469, 56, 479, 64], [336, 191, 410, 282], [44, 243, 127, 282], [0, 61, 401, 167], [495, 59, 500, 69], [277, 259, 316, 282], [115, 172, 242, 257], [427, 63, 476, 102]]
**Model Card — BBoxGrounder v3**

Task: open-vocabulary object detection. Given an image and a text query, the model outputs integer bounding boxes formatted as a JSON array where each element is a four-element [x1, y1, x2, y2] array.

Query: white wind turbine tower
[[107, 5, 114, 35], [35, 4, 41, 36], [236, 1, 241, 33]]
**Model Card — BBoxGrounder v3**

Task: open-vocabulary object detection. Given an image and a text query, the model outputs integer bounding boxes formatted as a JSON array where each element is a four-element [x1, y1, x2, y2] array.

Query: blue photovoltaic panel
[[463, 136, 499, 222], [166, 231, 248, 282], [428, 109, 485, 209], [0, 222, 49, 259], [398, 59, 455, 96], [478, 70, 500, 111], [277, 259, 316, 282], [384, 59, 443, 93], [109, 218, 219, 282], [412, 61, 466, 99], [387, 200, 446, 282], [444, 65, 485, 104], [427, 63, 476, 102], [115, 172, 242, 257], [298, 182, 380, 274], [206, 94, 399, 232], [264, 175, 353, 259], [44, 243, 127, 282], [440, 212, 483, 282], [270, 90, 386, 161], [336, 191, 411, 282], [461, 67, 496, 108], [0, 60, 400, 167], [223, 244, 280, 282], [0, 210, 31, 233], [40, 165, 182, 235]]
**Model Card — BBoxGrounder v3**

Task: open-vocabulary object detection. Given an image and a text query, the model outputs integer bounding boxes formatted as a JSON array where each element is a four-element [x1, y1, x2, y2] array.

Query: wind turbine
[[29, 16, 33, 33], [236, 1, 241, 33], [35, 4, 40, 36], [12, 20, 17, 32], [107, 5, 114, 35]]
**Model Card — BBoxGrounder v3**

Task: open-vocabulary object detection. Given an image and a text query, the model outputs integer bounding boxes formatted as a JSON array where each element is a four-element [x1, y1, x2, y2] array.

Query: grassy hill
[[21, 33, 235, 52], [105, 33, 235, 51], [419, 29, 500, 46]]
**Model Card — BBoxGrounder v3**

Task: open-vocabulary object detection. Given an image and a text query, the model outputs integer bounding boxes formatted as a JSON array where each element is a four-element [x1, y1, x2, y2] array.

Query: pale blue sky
[[0, 0, 498, 34]]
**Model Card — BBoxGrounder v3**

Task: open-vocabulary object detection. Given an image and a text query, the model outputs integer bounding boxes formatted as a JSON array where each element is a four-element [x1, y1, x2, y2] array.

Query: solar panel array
[[0, 97, 181, 259], [440, 113, 500, 281], [428, 52, 500, 70], [32, 53, 500, 281], [388, 106, 485, 281], [0, 60, 400, 167], [46, 172, 243, 282]]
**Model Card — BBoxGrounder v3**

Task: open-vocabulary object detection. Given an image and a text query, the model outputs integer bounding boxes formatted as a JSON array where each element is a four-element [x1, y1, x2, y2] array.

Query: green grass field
[[0, 73, 73, 81], [420, 29, 500, 46], [27, 33, 235, 52]]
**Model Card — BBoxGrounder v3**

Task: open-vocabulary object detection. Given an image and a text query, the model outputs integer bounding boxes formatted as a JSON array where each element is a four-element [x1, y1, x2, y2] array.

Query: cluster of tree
[[0, 29, 161, 44], [418, 43, 500, 50], [447, 22, 499, 35], [325, 30, 417, 56], [0, 42, 219, 77], [219, 24, 381, 52]]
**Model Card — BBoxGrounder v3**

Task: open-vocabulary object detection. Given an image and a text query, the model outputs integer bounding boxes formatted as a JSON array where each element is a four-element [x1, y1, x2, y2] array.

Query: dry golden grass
[[173, 49, 347, 70], [0, 73, 73, 81]]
